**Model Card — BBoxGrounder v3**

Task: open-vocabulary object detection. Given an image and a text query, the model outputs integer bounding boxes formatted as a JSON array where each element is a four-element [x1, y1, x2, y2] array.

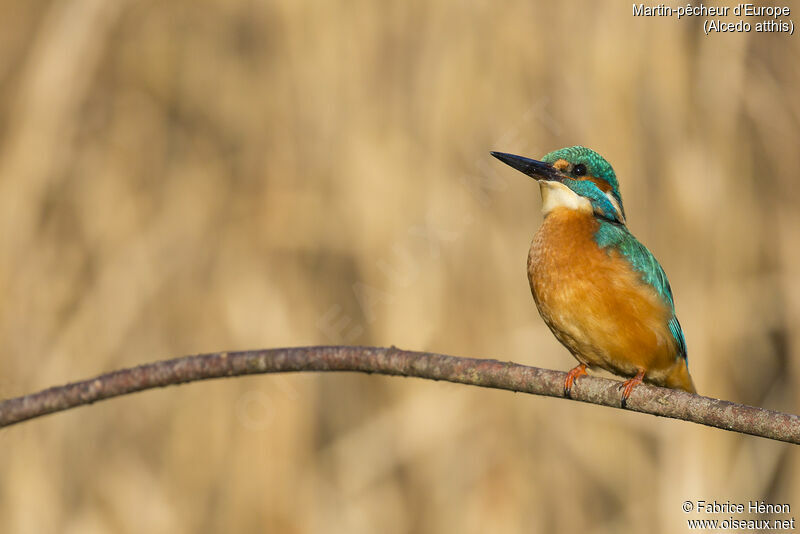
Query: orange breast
[[528, 208, 680, 381]]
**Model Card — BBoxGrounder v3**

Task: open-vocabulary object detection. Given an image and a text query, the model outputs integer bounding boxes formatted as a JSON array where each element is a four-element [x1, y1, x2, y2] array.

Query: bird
[[490, 146, 695, 407]]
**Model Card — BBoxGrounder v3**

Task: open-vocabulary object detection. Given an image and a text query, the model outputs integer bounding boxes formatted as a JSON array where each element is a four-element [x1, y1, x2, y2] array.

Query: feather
[[593, 220, 688, 361]]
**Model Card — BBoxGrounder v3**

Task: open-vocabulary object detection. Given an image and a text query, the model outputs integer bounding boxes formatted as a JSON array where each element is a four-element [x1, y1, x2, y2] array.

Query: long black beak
[[490, 151, 563, 182]]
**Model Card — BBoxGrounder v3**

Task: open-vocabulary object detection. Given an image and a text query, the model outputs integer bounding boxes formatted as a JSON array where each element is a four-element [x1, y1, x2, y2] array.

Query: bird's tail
[[665, 360, 697, 394]]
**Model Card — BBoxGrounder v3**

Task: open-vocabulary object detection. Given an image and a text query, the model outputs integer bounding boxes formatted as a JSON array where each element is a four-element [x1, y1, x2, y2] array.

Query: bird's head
[[491, 146, 625, 224]]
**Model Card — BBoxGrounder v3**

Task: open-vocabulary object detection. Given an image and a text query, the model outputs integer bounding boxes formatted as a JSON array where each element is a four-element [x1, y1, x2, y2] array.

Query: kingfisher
[[491, 146, 696, 407]]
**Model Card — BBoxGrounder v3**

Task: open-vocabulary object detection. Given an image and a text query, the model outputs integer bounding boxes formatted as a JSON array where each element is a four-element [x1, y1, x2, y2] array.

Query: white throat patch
[[604, 191, 626, 223], [538, 181, 592, 215]]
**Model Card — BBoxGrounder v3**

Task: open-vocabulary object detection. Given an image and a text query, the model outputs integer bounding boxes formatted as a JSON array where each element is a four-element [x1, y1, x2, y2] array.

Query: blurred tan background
[[0, 0, 799, 532]]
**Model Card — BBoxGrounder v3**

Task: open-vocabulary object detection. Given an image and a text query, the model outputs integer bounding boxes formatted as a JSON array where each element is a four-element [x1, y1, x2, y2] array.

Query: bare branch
[[0, 346, 797, 444]]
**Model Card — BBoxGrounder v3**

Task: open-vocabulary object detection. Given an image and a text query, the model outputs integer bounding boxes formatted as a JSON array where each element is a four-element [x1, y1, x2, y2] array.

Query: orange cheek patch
[[552, 159, 569, 171], [553, 159, 613, 194], [586, 176, 613, 193]]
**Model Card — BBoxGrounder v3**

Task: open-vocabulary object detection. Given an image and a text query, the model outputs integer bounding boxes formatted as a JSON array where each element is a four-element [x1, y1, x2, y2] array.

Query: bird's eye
[[573, 163, 587, 176]]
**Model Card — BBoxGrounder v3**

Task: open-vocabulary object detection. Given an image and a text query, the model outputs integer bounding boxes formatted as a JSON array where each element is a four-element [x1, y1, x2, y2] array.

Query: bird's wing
[[595, 222, 688, 360]]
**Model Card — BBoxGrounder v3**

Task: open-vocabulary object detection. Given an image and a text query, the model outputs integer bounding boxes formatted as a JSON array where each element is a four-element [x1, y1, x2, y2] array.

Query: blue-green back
[[594, 220, 688, 361]]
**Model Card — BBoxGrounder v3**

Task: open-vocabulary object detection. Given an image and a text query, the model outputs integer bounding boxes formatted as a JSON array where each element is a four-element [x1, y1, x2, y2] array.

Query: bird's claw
[[563, 364, 588, 398], [619, 369, 646, 408]]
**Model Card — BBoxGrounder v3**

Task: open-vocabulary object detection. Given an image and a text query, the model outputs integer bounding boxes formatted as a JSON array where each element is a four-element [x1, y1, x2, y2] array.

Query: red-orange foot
[[563, 364, 588, 398], [619, 369, 646, 408]]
